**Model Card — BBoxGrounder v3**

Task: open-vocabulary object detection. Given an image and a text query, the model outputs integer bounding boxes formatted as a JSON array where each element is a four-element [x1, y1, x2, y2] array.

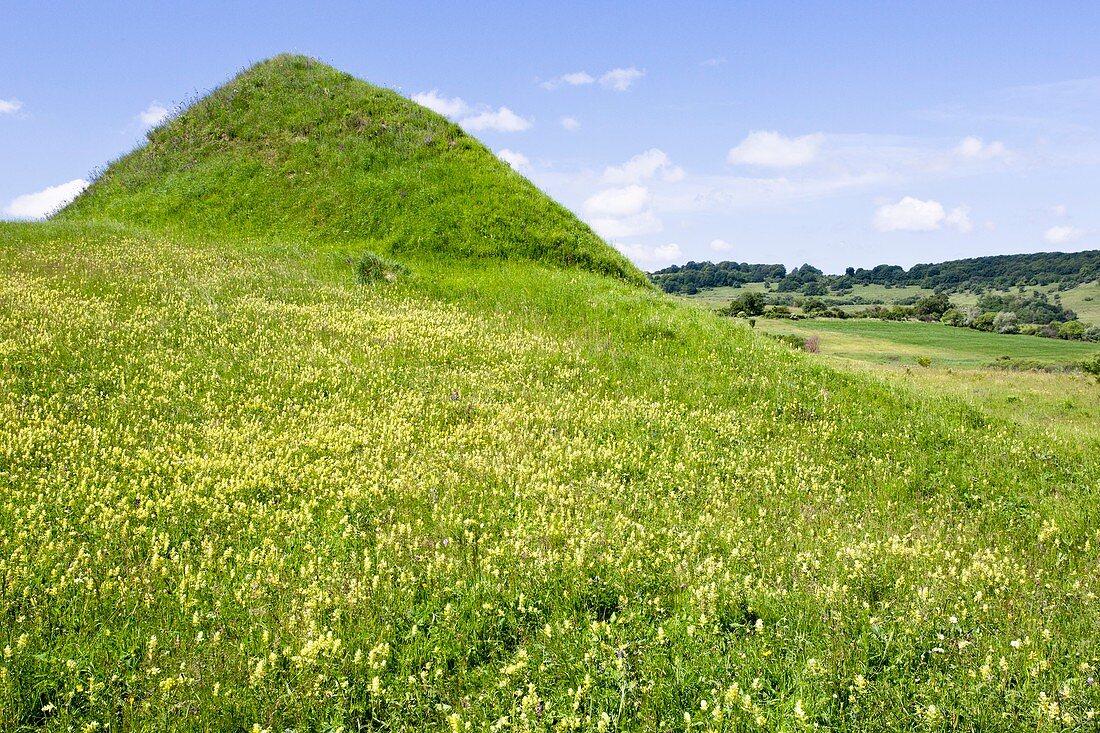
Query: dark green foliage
[[651, 251, 1100, 296], [976, 291, 1075, 324], [717, 290, 766, 317], [649, 260, 786, 293], [913, 292, 952, 319], [59, 54, 645, 286]]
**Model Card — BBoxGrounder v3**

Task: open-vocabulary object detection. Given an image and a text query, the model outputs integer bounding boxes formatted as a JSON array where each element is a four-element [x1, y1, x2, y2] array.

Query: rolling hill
[[1, 56, 1098, 731]]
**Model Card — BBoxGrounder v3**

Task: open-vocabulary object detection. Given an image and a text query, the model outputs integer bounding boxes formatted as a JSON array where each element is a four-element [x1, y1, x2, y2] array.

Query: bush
[[1082, 354, 1100, 382], [804, 335, 821, 353], [916, 356, 932, 368], [940, 308, 964, 327], [993, 311, 1018, 334], [971, 312, 996, 332], [1058, 320, 1087, 340], [1084, 325, 1100, 342], [357, 251, 407, 284], [718, 291, 766, 317]]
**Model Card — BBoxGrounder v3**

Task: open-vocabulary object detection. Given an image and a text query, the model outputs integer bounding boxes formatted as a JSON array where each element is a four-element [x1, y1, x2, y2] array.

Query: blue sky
[[3, 1, 1099, 272]]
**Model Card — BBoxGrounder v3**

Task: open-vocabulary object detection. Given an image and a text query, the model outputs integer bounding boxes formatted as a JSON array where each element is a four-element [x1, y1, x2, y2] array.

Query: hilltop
[[61, 54, 645, 285], [2, 57, 1099, 731]]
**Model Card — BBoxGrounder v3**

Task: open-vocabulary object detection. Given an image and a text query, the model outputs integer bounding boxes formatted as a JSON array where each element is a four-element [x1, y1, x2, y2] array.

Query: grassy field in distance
[[751, 317, 1100, 368]]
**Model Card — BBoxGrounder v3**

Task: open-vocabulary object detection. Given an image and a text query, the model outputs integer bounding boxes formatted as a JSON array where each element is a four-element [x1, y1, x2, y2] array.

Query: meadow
[[2, 56, 1100, 731]]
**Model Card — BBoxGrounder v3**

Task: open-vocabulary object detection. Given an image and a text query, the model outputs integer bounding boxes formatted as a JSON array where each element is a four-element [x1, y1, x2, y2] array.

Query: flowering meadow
[[1, 220, 1098, 731]]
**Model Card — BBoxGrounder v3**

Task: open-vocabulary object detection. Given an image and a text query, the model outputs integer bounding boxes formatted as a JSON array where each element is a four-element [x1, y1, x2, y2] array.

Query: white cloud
[[542, 71, 595, 90], [412, 90, 470, 117], [945, 205, 973, 233], [1044, 225, 1083, 245], [590, 212, 663, 239], [460, 107, 531, 133], [599, 67, 644, 92], [954, 135, 1008, 160], [584, 185, 661, 239], [3, 179, 89, 219], [584, 185, 649, 217], [603, 149, 685, 184], [873, 196, 946, 232], [497, 149, 530, 171], [701, 57, 726, 67], [727, 131, 824, 168], [560, 116, 580, 131], [710, 239, 733, 252], [139, 102, 169, 127], [0, 98, 23, 115], [613, 241, 681, 266]]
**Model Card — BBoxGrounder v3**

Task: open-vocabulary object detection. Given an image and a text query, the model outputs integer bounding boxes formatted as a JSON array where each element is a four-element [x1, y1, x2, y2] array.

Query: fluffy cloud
[[584, 185, 661, 239], [460, 107, 531, 133], [497, 149, 530, 171], [584, 185, 649, 217], [560, 116, 580, 131], [873, 197, 944, 232], [872, 196, 973, 233], [0, 98, 23, 115], [613, 241, 681, 266], [599, 67, 644, 92], [541, 71, 595, 90], [411, 90, 470, 117], [727, 131, 824, 168], [710, 239, 733, 252], [954, 136, 1008, 160], [945, 205, 973, 233], [603, 149, 685, 184], [139, 102, 169, 127], [543, 67, 644, 92], [1044, 225, 1083, 245], [3, 179, 89, 219]]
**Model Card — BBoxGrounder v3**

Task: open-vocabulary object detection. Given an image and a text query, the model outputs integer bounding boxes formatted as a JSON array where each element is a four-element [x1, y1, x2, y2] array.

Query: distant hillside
[[60, 54, 645, 285], [653, 249, 1100, 294]]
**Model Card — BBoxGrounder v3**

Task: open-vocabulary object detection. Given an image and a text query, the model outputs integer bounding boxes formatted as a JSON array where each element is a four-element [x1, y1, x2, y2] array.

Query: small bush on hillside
[[804, 334, 821, 353], [357, 251, 407, 284], [916, 356, 932, 368]]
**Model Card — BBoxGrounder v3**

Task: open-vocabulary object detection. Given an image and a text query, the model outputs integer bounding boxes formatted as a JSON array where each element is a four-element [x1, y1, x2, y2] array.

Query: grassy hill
[[60, 54, 645, 286], [2, 57, 1099, 731]]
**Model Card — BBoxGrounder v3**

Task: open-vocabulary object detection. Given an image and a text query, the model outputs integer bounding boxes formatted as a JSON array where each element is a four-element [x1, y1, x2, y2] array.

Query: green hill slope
[[60, 54, 644, 285], [2, 57, 1099, 731]]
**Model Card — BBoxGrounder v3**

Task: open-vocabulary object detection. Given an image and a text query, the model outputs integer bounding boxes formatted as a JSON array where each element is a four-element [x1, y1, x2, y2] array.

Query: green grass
[[3, 57, 1100, 731], [754, 317, 1100, 368], [60, 55, 645, 287]]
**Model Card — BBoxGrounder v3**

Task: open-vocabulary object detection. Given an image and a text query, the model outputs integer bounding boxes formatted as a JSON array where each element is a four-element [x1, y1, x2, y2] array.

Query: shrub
[[940, 308, 964, 327], [971, 312, 996, 332], [357, 251, 407, 284], [1058, 320, 1087, 340], [916, 356, 932, 368], [1084, 325, 1100, 342], [1082, 354, 1100, 382], [993, 311, 1018, 334], [804, 335, 821, 353]]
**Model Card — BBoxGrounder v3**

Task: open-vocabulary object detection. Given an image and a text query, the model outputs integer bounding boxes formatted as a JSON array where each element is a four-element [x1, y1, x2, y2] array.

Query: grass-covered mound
[[60, 54, 644, 286]]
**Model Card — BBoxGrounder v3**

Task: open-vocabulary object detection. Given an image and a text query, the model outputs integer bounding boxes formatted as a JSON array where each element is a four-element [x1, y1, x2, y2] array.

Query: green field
[[753, 317, 1100, 368], [3, 56, 1100, 731]]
